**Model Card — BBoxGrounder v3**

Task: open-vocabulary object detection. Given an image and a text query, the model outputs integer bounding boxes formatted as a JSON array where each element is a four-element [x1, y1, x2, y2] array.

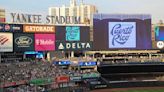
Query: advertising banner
[[0, 18, 5, 22], [0, 23, 23, 32], [70, 76, 82, 82], [56, 41, 93, 51], [56, 76, 70, 83], [1, 52, 23, 63], [109, 22, 136, 48], [93, 14, 152, 50], [93, 84, 108, 89], [0, 33, 13, 52], [35, 34, 55, 51], [14, 33, 34, 51], [155, 26, 164, 41], [82, 73, 100, 79], [15, 80, 27, 85], [0, 80, 27, 87], [153, 26, 164, 49], [30, 78, 53, 85], [56, 26, 90, 41], [79, 62, 97, 66], [0, 80, 27, 88], [23, 24, 55, 33], [57, 61, 71, 65], [154, 41, 164, 49], [66, 26, 80, 41], [0, 82, 16, 88]]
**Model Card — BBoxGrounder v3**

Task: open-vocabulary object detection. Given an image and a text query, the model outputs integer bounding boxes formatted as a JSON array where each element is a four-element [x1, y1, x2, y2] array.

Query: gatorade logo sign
[[24, 25, 55, 33]]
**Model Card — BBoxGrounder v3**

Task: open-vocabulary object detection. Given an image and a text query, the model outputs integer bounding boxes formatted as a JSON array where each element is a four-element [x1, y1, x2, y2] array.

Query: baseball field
[[112, 89, 164, 92], [91, 87, 164, 92]]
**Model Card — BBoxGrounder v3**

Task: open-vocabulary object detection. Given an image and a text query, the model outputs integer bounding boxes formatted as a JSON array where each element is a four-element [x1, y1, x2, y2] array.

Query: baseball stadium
[[1, 0, 164, 92]]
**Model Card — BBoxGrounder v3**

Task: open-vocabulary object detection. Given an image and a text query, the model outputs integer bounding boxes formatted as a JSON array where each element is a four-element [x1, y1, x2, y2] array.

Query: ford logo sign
[[15, 36, 32, 46]]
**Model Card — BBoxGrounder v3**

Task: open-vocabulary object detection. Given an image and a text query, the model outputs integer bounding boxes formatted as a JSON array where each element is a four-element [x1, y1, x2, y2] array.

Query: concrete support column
[[0, 53, 1, 63], [84, 52, 87, 58], [71, 51, 74, 58], [23, 53, 26, 59], [102, 54, 105, 58], [149, 53, 152, 59], [92, 54, 95, 58], [47, 52, 50, 61]]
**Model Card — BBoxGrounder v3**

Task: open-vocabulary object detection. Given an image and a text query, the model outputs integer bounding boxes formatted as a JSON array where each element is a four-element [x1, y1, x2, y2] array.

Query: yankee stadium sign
[[10, 13, 81, 24]]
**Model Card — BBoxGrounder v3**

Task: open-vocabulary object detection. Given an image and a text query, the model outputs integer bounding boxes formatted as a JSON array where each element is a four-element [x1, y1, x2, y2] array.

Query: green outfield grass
[[115, 88, 164, 92]]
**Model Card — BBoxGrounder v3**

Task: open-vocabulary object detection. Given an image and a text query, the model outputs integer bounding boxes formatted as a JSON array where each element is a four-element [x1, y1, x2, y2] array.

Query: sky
[[0, 0, 164, 23]]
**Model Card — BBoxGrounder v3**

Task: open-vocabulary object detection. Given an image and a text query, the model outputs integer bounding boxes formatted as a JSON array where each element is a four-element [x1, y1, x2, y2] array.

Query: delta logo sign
[[108, 22, 136, 48], [56, 41, 92, 51]]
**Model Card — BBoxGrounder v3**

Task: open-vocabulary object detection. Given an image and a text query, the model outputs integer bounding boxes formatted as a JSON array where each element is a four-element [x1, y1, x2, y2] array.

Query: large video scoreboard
[[93, 14, 152, 50]]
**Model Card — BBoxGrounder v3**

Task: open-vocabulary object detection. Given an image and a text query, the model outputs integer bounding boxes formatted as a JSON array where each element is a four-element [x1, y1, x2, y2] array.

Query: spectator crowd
[[0, 61, 69, 83]]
